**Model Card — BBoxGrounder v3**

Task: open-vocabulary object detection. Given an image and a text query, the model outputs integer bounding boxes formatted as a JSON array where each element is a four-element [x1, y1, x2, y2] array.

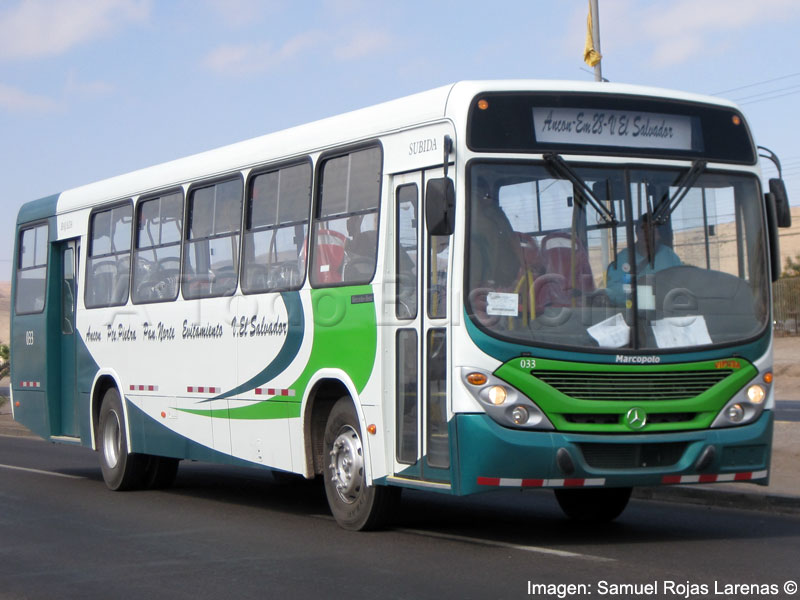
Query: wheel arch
[[301, 370, 371, 481], [89, 370, 128, 452]]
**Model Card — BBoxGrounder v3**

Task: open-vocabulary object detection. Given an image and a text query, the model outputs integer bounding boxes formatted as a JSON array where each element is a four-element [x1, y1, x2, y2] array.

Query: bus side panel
[[10, 313, 51, 439], [126, 400, 259, 467]]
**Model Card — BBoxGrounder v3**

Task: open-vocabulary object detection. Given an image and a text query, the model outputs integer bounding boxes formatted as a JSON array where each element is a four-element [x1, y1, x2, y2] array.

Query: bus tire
[[98, 387, 146, 491], [554, 487, 632, 522], [323, 398, 400, 531], [143, 456, 180, 490]]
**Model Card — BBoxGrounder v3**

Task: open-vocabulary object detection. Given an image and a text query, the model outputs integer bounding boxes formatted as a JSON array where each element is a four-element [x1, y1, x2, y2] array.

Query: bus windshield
[[465, 161, 769, 352]]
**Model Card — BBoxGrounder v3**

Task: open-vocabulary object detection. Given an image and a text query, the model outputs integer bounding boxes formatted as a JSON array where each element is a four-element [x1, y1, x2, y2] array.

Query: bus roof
[[19, 79, 740, 223]]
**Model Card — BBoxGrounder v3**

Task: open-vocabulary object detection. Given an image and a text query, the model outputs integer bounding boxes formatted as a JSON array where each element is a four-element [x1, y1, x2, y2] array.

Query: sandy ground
[[773, 336, 800, 399]]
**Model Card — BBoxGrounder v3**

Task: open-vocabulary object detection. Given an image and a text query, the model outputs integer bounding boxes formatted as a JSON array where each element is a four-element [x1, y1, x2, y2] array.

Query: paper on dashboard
[[651, 316, 712, 348], [588, 313, 630, 348]]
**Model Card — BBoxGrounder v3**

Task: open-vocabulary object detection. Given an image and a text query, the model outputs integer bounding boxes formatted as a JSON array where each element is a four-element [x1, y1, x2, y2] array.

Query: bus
[[10, 80, 792, 530]]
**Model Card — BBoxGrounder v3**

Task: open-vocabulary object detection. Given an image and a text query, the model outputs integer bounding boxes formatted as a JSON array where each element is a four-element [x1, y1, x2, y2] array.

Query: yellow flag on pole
[[583, 1, 602, 67]]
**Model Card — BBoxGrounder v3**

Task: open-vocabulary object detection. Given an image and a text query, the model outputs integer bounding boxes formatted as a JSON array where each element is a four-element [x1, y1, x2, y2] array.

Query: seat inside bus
[[535, 233, 595, 311], [313, 229, 346, 284]]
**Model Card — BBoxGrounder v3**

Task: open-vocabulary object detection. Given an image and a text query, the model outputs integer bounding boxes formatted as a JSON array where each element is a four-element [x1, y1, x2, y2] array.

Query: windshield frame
[[463, 158, 770, 356]]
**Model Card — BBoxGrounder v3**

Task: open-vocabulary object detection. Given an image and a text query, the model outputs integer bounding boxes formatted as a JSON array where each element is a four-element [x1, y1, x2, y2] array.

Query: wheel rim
[[328, 425, 364, 504], [102, 410, 122, 469]]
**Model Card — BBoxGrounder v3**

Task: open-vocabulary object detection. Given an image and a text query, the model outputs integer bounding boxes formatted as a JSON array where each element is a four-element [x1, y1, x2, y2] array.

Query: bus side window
[[311, 146, 382, 287], [242, 161, 311, 293], [132, 191, 183, 303], [15, 224, 49, 315], [85, 204, 132, 308], [183, 178, 243, 299]]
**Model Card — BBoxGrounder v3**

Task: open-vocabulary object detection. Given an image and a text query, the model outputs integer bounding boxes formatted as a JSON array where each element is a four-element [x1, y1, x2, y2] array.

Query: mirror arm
[[758, 145, 782, 179], [443, 135, 453, 178]]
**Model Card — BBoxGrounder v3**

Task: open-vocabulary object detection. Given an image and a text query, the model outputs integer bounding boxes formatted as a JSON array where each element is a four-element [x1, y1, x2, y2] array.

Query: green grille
[[533, 370, 732, 401]]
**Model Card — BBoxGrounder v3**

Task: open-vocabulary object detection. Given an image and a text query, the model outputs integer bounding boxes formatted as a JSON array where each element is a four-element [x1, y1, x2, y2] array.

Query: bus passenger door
[[57, 239, 79, 437], [389, 170, 452, 486]]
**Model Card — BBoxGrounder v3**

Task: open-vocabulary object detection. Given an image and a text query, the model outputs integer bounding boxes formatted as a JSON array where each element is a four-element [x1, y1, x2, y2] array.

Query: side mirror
[[769, 178, 791, 228], [426, 178, 455, 236]]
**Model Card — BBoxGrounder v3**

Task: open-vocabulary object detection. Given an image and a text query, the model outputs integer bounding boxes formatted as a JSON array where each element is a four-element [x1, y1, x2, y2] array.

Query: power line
[[711, 71, 800, 95], [730, 83, 800, 103], [739, 88, 800, 106]]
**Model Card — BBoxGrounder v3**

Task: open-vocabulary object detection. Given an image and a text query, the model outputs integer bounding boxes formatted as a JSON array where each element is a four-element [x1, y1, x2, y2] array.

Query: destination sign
[[532, 107, 694, 151]]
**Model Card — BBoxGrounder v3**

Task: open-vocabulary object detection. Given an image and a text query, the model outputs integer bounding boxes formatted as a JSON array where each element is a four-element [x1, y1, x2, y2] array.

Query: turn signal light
[[763, 372, 773, 385], [466, 372, 488, 386]]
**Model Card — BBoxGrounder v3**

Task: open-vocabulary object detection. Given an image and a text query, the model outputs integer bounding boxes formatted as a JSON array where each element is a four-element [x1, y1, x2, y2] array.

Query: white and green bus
[[11, 80, 792, 529]]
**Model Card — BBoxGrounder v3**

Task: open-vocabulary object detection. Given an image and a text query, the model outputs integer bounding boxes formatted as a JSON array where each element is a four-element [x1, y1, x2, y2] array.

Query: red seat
[[313, 229, 346, 284], [537, 233, 595, 310]]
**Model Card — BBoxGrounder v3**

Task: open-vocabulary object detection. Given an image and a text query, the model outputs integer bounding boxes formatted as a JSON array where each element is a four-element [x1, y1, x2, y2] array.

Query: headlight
[[460, 367, 553, 430], [487, 385, 507, 406], [727, 403, 745, 423], [711, 370, 771, 429], [510, 406, 529, 425], [746, 385, 765, 404]]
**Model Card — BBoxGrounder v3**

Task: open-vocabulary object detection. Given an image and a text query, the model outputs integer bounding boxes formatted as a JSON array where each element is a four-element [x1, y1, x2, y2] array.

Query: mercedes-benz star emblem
[[625, 407, 647, 430]]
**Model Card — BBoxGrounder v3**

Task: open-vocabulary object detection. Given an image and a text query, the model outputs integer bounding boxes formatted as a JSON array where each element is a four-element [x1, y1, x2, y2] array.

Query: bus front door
[[390, 170, 452, 487]]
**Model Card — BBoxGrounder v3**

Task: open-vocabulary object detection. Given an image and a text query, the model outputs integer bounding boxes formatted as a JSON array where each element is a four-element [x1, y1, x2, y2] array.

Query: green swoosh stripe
[[197, 291, 305, 402]]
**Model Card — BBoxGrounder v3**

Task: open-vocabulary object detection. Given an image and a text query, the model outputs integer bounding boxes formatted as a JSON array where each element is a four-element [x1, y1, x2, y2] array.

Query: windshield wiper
[[543, 153, 616, 225], [652, 159, 707, 223]]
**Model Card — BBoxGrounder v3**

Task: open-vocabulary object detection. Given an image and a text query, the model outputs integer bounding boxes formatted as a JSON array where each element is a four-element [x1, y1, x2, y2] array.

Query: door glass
[[428, 235, 449, 318], [396, 329, 418, 464], [61, 247, 75, 334], [426, 328, 449, 468], [396, 184, 418, 319]]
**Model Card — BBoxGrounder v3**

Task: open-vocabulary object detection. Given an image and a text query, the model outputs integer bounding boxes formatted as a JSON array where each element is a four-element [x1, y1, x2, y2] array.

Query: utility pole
[[590, 0, 603, 82]]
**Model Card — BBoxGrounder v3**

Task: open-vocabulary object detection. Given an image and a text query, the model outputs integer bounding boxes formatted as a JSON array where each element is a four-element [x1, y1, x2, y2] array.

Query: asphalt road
[[777, 400, 800, 422], [1, 435, 798, 600]]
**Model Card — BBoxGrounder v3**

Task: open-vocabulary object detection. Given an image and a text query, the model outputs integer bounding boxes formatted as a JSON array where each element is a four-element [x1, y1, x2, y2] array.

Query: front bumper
[[455, 410, 773, 496]]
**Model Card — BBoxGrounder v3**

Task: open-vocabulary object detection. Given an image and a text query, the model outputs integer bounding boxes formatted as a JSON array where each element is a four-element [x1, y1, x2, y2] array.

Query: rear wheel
[[554, 487, 632, 522], [98, 387, 146, 491], [323, 399, 400, 531]]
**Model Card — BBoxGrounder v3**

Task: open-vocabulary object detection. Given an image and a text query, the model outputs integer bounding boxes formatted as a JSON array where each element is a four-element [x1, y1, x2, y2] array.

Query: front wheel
[[554, 487, 632, 522], [98, 387, 146, 491], [323, 399, 399, 531]]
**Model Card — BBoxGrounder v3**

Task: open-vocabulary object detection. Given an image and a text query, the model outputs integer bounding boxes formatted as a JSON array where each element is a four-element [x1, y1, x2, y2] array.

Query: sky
[[1, 0, 800, 280]]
